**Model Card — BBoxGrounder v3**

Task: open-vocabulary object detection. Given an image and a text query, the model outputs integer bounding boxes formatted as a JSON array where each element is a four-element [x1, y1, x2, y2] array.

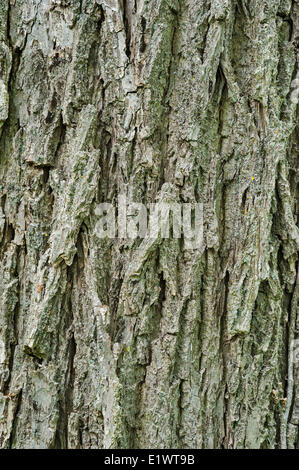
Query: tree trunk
[[0, 0, 298, 449]]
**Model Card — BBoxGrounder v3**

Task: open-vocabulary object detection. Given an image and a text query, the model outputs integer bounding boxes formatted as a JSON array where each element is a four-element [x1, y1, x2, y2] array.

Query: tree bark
[[0, 0, 298, 449]]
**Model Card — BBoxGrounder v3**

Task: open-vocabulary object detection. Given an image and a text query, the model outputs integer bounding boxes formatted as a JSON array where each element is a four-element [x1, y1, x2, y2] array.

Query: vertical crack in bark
[[53, 263, 76, 449], [220, 271, 229, 448], [122, 0, 133, 59], [0, 0, 298, 449], [8, 389, 22, 449], [281, 265, 299, 448]]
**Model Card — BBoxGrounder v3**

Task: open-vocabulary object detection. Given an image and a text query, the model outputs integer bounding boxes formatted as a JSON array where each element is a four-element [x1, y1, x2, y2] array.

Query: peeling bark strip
[[0, 0, 298, 449]]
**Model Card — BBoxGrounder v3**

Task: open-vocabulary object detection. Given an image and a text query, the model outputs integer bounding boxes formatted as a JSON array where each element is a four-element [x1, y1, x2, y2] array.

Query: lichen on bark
[[0, 0, 298, 449]]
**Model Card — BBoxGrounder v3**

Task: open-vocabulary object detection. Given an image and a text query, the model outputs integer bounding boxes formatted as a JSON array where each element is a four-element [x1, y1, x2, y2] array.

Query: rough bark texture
[[0, 0, 298, 449]]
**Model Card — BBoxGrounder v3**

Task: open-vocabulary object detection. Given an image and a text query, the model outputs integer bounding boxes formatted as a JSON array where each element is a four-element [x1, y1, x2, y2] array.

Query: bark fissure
[[0, 0, 298, 449]]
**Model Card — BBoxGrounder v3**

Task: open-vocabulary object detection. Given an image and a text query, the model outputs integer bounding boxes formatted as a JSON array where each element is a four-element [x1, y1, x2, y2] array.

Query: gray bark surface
[[0, 0, 298, 448]]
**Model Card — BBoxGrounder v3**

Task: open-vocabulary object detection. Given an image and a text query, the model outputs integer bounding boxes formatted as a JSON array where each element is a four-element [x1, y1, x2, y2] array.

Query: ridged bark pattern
[[0, 0, 298, 448]]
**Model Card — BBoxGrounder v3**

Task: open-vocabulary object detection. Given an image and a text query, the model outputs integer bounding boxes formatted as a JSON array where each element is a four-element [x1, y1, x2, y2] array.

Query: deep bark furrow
[[0, 0, 298, 449]]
